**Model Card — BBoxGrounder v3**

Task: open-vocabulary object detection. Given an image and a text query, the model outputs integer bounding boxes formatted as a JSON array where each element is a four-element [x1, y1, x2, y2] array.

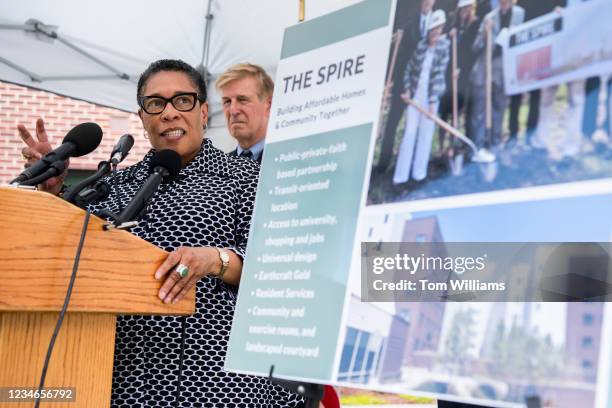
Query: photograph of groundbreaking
[[370, 0, 612, 205]]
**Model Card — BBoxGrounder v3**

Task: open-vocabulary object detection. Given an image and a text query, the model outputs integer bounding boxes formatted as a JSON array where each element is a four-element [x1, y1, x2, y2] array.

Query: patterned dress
[[90, 139, 303, 407]]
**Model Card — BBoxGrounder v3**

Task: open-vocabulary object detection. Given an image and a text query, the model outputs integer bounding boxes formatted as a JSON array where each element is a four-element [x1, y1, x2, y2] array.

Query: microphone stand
[[73, 181, 111, 210], [63, 160, 111, 204], [62, 133, 133, 205], [100, 165, 170, 230], [18, 160, 67, 186]]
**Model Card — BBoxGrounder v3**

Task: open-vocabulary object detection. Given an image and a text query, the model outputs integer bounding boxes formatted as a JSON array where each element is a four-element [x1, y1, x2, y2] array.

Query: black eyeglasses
[[139, 92, 201, 114]]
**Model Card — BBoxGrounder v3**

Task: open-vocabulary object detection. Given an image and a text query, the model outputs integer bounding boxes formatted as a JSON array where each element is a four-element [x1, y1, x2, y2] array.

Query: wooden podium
[[0, 186, 195, 407]]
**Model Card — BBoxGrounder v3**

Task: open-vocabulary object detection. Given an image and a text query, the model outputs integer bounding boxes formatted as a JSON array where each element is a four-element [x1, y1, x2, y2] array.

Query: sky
[[413, 193, 612, 242]]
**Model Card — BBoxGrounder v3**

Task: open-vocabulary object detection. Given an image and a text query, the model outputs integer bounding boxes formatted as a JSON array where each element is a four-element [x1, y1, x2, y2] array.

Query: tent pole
[[56, 36, 131, 80], [0, 56, 41, 82], [200, 0, 214, 84], [1, 20, 131, 81]]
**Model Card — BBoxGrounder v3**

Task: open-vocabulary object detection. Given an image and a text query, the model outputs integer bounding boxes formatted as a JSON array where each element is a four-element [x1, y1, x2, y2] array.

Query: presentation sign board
[[226, 0, 393, 381], [228, 1, 612, 407]]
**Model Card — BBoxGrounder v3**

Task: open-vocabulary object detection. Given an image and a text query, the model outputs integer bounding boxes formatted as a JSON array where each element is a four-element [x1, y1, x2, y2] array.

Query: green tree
[[444, 308, 477, 375], [486, 322, 563, 380]]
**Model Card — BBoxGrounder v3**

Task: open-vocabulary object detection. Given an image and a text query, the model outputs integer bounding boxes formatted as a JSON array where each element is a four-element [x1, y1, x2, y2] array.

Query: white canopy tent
[[0, 0, 362, 151]]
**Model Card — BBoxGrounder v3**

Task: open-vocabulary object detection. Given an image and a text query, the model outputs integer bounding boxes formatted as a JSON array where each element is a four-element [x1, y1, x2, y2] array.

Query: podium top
[[0, 186, 195, 315]]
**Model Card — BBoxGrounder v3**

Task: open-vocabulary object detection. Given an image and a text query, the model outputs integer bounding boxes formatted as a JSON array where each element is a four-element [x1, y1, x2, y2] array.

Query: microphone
[[110, 134, 134, 166], [113, 149, 181, 226], [20, 160, 67, 187], [64, 134, 134, 204], [11, 122, 103, 184]]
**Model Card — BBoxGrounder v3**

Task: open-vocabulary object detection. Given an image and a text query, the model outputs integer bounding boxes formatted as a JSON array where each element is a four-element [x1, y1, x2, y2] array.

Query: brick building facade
[[0, 81, 152, 184]]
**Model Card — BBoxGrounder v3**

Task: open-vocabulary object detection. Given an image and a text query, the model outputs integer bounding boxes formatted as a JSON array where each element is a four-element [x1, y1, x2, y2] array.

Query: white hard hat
[[427, 9, 446, 31], [457, 0, 475, 8]]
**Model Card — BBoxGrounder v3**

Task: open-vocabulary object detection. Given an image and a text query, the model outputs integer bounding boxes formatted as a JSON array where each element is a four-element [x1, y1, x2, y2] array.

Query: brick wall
[[0, 81, 152, 184]]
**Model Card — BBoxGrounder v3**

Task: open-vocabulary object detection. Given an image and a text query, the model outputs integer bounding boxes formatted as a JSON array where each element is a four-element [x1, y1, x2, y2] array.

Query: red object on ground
[[321, 385, 341, 408]]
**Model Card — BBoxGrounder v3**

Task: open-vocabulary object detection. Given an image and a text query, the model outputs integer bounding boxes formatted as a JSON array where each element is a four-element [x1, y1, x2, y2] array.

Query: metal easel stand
[[268, 365, 325, 408]]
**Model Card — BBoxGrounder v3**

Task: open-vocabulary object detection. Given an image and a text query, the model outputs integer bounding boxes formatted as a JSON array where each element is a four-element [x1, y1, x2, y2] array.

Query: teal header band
[[280, 0, 391, 59]]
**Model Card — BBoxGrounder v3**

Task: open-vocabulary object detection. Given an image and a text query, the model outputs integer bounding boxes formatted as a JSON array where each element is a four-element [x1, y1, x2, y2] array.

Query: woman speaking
[[18, 59, 303, 407]]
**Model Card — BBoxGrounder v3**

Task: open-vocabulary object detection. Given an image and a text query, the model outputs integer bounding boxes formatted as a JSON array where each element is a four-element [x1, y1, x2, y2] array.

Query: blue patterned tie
[[239, 150, 253, 159]]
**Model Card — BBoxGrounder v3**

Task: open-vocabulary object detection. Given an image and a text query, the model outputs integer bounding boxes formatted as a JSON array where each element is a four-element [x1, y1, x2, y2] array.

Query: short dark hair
[[137, 59, 207, 104]]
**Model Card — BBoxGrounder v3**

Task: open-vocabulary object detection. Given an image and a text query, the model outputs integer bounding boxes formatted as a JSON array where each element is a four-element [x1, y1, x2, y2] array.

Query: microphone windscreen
[[121, 134, 135, 152], [63, 122, 103, 157], [150, 149, 182, 182]]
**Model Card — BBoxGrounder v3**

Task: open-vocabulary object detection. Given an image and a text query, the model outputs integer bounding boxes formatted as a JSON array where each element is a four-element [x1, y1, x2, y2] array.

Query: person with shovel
[[469, 0, 524, 153], [393, 9, 450, 185], [437, 0, 480, 154]]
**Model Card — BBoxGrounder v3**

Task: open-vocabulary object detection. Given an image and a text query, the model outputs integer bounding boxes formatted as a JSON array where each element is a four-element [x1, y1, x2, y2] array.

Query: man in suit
[[216, 63, 274, 164], [376, 0, 436, 173], [469, 0, 524, 151]]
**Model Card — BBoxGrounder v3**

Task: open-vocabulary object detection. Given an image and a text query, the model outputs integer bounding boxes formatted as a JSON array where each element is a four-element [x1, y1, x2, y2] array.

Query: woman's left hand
[[154, 247, 219, 304]]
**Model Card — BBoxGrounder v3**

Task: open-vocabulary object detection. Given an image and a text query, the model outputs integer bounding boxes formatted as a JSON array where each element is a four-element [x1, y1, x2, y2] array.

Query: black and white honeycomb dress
[[90, 139, 303, 407]]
